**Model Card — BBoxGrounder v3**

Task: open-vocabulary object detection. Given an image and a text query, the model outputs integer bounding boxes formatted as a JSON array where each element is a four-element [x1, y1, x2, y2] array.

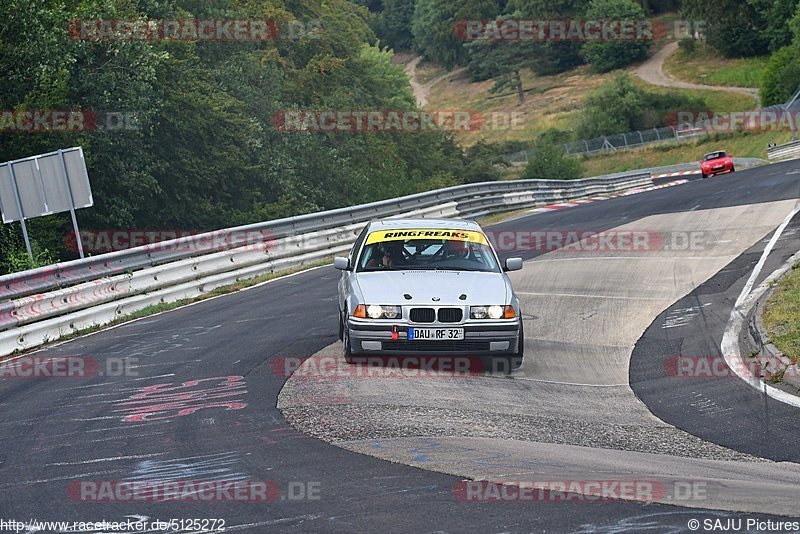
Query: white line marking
[[735, 204, 800, 309], [46, 453, 164, 466], [722, 202, 800, 409]]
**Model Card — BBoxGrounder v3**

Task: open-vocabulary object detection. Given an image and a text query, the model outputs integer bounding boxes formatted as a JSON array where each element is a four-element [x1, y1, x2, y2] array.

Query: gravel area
[[280, 403, 764, 463]]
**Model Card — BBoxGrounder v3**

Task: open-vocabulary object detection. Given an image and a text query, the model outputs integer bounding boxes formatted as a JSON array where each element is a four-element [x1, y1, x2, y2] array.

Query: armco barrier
[[767, 140, 800, 161], [0, 171, 651, 356]]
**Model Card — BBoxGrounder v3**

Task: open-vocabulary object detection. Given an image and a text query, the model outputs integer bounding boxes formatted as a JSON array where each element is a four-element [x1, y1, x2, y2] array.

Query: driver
[[443, 239, 470, 259]]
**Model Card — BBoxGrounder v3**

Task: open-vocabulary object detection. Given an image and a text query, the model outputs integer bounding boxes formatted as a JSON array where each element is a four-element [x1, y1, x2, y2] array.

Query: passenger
[[367, 242, 405, 269]]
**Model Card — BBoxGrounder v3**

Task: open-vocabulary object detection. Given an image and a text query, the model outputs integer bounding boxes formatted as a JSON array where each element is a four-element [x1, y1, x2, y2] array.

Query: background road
[[633, 42, 761, 104], [1, 161, 799, 532]]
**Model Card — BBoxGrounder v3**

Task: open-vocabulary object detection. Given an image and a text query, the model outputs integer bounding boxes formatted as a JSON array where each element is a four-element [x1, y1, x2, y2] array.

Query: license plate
[[713, 165, 723, 170], [408, 328, 464, 341]]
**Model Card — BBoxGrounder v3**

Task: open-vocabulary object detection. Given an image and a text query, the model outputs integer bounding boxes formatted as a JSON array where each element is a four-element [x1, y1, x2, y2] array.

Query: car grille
[[410, 308, 436, 323], [437, 308, 463, 323], [381, 341, 491, 352]]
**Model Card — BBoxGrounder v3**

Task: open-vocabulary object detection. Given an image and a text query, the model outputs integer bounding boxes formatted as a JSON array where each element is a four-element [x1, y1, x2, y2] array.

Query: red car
[[700, 150, 735, 178]]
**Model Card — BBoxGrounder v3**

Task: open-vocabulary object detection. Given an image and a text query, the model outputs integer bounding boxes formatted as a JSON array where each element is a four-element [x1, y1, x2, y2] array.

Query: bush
[[760, 45, 800, 106], [578, 73, 707, 137], [577, 73, 645, 138], [520, 142, 583, 181], [0, 233, 54, 275], [677, 37, 696, 54]]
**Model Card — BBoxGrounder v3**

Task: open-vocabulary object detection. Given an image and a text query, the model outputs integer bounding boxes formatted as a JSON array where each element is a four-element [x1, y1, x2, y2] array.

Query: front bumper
[[703, 164, 733, 176], [347, 318, 521, 355]]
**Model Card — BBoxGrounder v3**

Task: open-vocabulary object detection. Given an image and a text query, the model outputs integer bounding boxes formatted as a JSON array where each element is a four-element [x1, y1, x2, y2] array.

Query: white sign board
[[0, 147, 92, 224]]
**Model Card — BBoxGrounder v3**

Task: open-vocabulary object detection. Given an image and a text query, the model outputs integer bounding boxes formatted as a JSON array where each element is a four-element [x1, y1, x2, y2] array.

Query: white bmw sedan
[[334, 218, 524, 368]]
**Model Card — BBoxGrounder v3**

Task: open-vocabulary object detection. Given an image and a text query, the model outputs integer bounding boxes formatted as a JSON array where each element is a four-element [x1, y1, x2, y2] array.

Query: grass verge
[[663, 42, 769, 89], [578, 130, 787, 177], [762, 262, 800, 365], [630, 76, 757, 111]]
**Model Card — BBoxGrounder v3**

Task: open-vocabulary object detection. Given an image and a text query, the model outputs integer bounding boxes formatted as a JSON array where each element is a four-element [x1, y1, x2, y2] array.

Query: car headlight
[[354, 304, 402, 319], [470, 305, 516, 319]]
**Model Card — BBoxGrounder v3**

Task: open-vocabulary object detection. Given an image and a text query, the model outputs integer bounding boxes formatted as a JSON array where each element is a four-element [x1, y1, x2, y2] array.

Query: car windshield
[[357, 229, 500, 273], [704, 151, 726, 160]]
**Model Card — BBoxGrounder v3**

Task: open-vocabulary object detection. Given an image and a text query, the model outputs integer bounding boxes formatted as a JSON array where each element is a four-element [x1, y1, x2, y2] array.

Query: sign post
[[57, 149, 85, 258], [5, 163, 33, 261]]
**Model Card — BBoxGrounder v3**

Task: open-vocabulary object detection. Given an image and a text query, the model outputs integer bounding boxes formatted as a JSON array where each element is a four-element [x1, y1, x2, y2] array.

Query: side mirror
[[504, 258, 523, 272], [333, 257, 350, 271]]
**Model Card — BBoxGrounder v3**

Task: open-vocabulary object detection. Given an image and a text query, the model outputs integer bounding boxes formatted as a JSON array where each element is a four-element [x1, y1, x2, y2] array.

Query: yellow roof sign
[[366, 228, 488, 245]]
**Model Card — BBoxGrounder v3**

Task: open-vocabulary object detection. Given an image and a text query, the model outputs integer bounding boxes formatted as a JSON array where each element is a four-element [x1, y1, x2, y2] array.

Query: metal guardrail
[[0, 173, 650, 302], [767, 140, 800, 161], [0, 171, 651, 356]]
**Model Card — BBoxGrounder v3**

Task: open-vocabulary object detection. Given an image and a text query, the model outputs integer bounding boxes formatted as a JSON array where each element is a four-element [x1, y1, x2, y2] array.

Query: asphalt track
[[1, 161, 800, 533]]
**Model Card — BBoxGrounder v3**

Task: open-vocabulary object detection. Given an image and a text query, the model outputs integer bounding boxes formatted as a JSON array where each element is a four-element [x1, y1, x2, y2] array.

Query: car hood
[[353, 270, 510, 305], [703, 158, 731, 166]]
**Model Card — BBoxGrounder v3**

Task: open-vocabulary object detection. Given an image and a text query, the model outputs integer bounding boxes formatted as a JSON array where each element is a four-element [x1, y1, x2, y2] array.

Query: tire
[[342, 324, 355, 363], [338, 311, 344, 341], [701, 172, 707, 179], [491, 320, 524, 374], [730, 166, 736, 173], [515, 319, 525, 360]]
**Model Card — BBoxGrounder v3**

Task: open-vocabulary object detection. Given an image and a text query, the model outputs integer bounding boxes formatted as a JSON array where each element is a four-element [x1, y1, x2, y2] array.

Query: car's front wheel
[[730, 165, 736, 173], [342, 321, 355, 364], [491, 320, 524, 374], [515, 319, 525, 360]]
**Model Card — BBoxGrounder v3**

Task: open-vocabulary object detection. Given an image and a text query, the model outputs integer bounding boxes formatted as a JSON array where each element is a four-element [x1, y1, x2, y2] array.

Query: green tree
[[465, 11, 534, 104], [681, 0, 770, 57], [507, 0, 588, 75], [764, 0, 800, 52], [760, 46, 800, 106], [412, 0, 501, 68], [577, 73, 644, 138], [374, 0, 417, 50], [581, 0, 649, 72], [0, 0, 489, 273]]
